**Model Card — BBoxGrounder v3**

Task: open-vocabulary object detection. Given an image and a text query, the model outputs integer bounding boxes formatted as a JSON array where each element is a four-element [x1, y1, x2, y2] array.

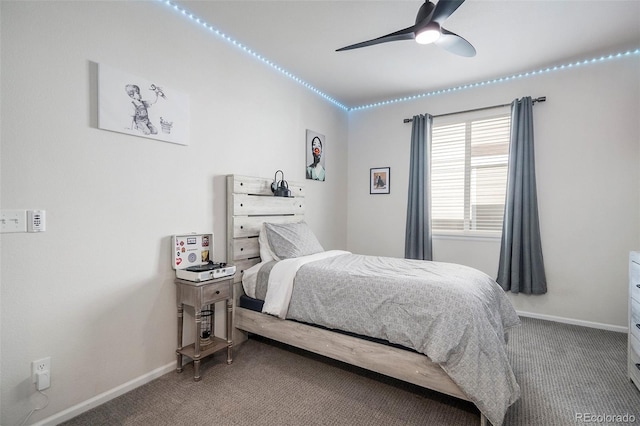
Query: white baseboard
[[32, 362, 176, 426], [517, 310, 628, 333]]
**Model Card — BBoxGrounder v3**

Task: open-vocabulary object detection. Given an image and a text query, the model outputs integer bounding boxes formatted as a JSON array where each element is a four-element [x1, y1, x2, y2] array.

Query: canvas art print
[[98, 63, 189, 145], [370, 167, 390, 194], [305, 129, 326, 181]]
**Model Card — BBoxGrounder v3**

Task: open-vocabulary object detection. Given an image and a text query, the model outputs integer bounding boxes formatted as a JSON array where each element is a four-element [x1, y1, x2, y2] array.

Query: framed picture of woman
[[305, 130, 326, 181]]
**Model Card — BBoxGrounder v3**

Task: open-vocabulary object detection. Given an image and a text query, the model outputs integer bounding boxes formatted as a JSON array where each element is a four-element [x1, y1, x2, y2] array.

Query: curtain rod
[[402, 96, 546, 123]]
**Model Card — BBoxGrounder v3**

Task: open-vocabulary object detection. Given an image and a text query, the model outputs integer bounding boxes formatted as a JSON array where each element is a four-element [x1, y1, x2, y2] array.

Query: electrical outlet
[[31, 357, 51, 383]]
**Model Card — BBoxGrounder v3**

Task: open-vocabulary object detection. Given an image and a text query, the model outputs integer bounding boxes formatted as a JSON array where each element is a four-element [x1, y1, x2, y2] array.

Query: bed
[[226, 174, 520, 426]]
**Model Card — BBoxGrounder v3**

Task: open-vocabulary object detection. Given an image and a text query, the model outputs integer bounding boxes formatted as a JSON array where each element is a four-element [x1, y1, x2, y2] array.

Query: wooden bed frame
[[226, 174, 488, 426]]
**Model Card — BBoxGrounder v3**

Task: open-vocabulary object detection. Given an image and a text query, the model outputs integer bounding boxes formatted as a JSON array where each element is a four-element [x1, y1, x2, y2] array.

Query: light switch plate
[[1, 210, 27, 233]]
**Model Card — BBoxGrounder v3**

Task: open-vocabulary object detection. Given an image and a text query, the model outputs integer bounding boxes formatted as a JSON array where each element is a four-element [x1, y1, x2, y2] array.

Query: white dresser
[[629, 251, 640, 391]]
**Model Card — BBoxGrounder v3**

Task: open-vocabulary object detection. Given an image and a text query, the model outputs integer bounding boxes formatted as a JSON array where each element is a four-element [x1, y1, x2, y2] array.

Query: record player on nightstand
[[172, 233, 236, 282], [176, 261, 236, 282]]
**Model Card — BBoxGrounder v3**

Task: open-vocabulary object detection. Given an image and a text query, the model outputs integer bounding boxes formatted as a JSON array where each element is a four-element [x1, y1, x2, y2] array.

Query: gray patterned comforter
[[256, 253, 520, 425]]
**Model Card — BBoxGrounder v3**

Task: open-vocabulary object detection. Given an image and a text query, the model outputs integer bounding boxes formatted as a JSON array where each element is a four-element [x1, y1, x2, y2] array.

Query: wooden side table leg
[[226, 298, 233, 365], [194, 308, 202, 382], [176, 303, 184, 373]]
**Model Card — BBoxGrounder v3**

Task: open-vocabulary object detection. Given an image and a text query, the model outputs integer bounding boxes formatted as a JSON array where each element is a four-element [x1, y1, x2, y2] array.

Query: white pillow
[[259, 223, 279, 262], [264, 221, 324, 259], [241, 261, 263, 299]]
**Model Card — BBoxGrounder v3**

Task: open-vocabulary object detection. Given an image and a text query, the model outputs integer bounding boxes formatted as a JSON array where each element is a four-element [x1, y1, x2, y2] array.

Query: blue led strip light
[[160, 1, 638, 113], [160, 0, 349, 111], [351, 48, 640, 111]]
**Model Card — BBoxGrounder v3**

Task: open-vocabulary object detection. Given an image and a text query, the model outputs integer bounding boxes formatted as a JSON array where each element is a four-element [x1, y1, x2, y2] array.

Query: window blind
[[431, 114, 510, 236]]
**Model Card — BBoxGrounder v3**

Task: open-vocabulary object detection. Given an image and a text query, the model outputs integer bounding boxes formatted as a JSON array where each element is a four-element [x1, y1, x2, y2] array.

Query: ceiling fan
[[336, 0, 476, 57]]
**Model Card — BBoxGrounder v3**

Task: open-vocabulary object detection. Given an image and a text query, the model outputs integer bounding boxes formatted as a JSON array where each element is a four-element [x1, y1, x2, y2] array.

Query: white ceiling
[[174, 0, 640, 108]]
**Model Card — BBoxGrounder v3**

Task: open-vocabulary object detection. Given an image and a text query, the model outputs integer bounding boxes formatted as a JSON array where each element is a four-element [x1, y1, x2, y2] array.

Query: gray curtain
[[405, 114, 433, 260], [497, 97, 547, 294]]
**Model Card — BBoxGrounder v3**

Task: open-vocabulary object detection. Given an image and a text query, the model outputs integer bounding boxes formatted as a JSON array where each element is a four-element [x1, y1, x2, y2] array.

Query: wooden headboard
[[226, 174, 306, 287]]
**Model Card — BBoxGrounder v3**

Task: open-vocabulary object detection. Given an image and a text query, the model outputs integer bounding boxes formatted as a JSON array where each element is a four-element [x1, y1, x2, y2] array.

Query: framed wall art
[[370, 167, 390, 194], [305, 129, 326, 181], [98, 63, 190, 145]]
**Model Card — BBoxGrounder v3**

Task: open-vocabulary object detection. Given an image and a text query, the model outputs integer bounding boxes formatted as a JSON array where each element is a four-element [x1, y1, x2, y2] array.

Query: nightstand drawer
[[631, 333, 640, 359], [631, 258, 640, 303], [203, 281, 230, 302], [630, 337, 640, 391], [631, 298, 640, 343], [176, 278, 232, 307], [629, 252, 640, 392]]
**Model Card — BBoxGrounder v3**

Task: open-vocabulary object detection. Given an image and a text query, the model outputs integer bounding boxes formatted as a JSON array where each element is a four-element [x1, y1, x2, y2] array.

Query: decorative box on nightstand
[[629, 251, 640, 392]]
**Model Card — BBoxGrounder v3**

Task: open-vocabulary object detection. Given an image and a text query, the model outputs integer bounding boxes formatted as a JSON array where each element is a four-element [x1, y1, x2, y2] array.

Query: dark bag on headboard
[[271, 170, 292, 197]]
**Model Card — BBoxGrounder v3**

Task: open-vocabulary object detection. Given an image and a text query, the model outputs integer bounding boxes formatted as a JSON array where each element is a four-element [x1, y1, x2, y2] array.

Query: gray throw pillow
[[264, 221, 324, 259]]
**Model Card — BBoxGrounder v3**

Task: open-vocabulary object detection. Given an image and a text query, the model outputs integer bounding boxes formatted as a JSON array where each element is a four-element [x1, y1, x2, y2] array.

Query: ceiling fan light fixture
[[415, 23, 441, 45], [335, 0, 475, 57]]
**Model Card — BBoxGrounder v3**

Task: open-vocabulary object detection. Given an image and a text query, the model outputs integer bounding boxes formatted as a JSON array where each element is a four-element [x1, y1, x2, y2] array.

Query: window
[[431, 112, 511, 236]]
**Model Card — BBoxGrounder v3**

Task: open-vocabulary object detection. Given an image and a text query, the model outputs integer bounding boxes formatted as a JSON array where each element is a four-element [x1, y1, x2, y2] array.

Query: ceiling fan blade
[[336, 25, 416, 51], [434, 28, 476, 57], [431, 0, 466, 25], [414, 1, 436, 27]]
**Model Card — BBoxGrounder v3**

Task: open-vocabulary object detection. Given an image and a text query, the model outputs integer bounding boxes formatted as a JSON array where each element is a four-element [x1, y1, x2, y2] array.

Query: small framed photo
[[370, 167, 390, 194]]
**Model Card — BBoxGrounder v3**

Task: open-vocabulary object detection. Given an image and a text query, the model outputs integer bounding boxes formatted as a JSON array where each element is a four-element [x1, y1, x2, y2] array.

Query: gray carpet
[[60, 317, 640, 425]]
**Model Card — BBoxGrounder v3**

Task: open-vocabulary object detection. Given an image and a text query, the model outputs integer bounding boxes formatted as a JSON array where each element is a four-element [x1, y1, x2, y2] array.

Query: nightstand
[[175, 277, 233, 381]]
